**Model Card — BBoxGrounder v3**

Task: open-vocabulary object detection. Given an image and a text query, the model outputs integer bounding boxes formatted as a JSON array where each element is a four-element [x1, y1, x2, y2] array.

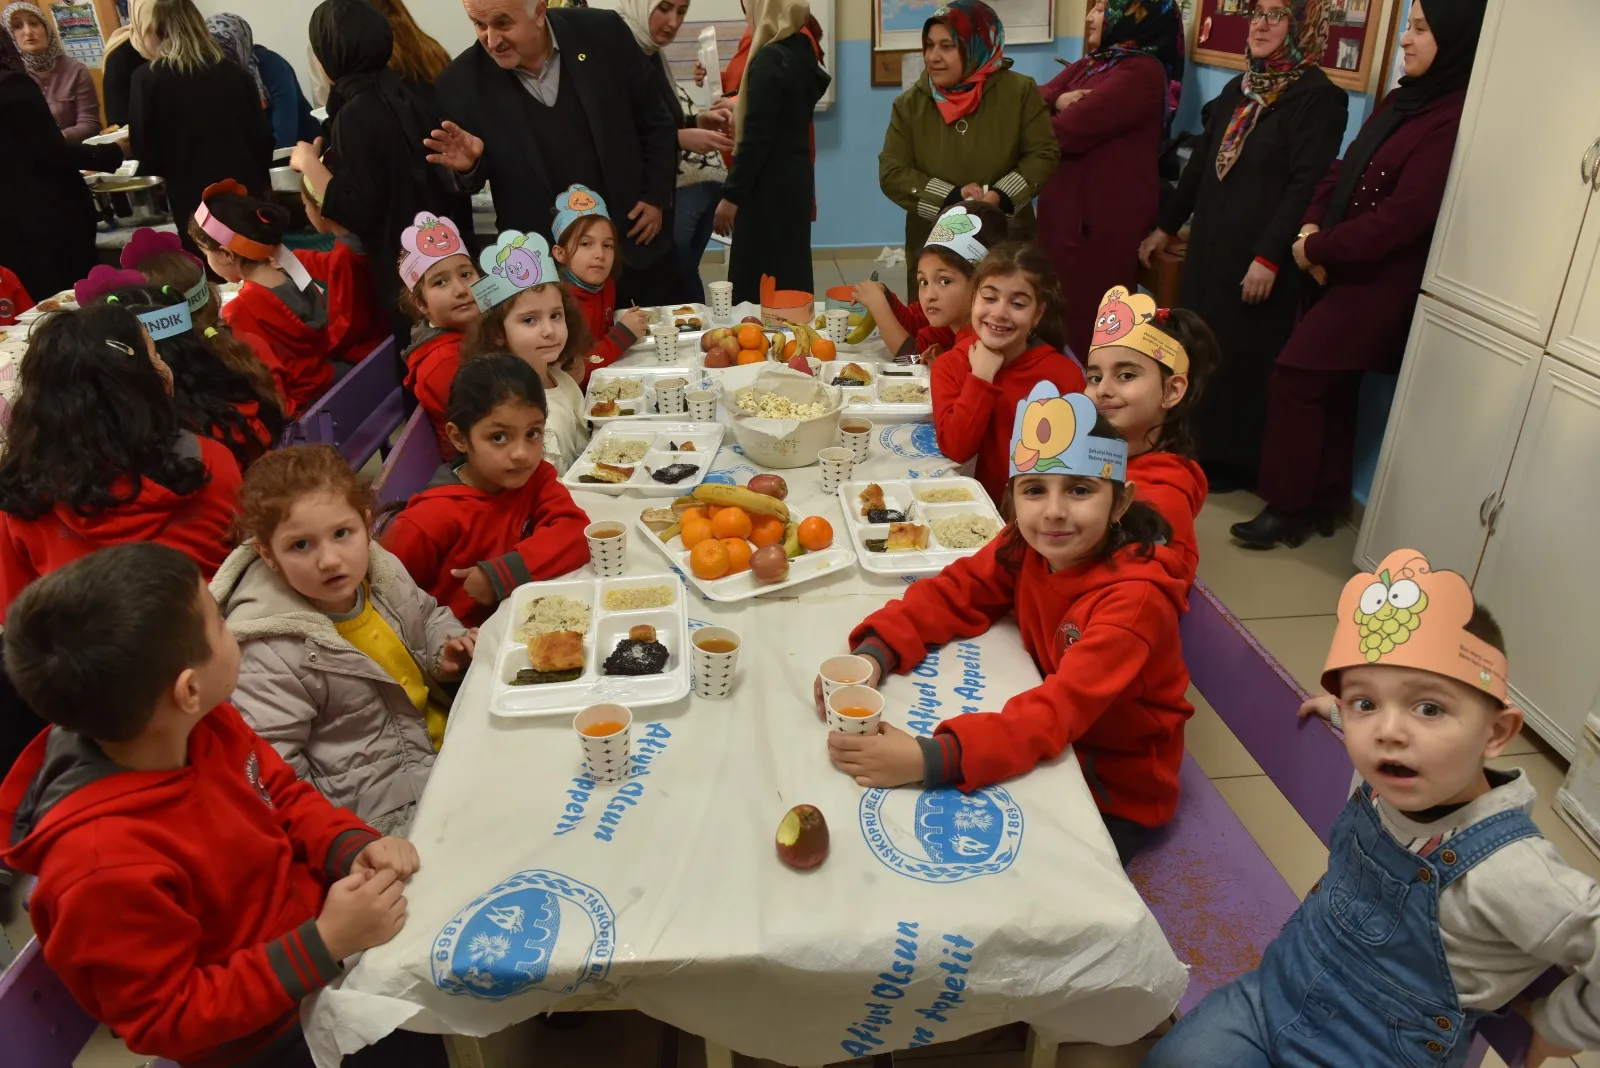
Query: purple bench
[[282, 337, 406, 470], [370, 408, 441, 533]]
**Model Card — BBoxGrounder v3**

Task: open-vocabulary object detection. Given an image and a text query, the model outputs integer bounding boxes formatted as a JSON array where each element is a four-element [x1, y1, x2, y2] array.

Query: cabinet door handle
[[1478, 492, 1496, 525], [1487, 499, 1506, 536], [1587, 142, 1596, 184]]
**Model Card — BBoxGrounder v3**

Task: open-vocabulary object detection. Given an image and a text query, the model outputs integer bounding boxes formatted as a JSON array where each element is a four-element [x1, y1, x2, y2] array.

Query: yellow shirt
[[332, 587, 448, 749]]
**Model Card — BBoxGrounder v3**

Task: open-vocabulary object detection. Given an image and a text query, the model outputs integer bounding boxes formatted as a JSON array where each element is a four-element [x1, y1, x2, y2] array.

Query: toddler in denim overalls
[[1145, 549, 1600, 1067]]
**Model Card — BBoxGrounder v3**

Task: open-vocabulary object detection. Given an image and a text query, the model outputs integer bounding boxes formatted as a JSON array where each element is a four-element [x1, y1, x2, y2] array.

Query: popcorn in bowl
[[735, 390, 829, 420]]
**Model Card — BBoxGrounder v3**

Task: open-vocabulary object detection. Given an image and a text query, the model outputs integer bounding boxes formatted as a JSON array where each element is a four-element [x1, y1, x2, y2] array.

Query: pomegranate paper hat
[[1009, 382, 1126, 482], [120, 228, 210, 313], [1086, 286, 1190, 374], [471, 229, 557, 313], [1322, 548, 1509, 705], [398, 212, 468, 290]]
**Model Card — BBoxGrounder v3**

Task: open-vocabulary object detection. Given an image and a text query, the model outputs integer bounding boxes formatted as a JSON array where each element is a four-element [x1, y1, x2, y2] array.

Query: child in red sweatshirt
[[1083, 287, 1219, 587], [0, 264, 32, 324], [0, 543, 424, 1066], [824, 389, 1191, 866], [0, 300, 242, 615], [191, 180, 388, 412], [396, 212, 482, 459], [384, 353, 591, 626], [931, 242, 1086, 503], [549, 184, 648, 388], [853, 201, 1009, 363]]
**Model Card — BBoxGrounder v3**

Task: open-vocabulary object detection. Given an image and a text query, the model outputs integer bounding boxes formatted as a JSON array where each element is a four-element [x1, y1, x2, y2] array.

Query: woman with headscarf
[[1233, 0, 1489, 549], [1038, 0, 1184, 358], [619, 0, 734, 304], [292, 0, 471, 335], [206, 13, 317, 150], [1138, 0, 1346, 495], [3, 1, 99, 140], [712, 0, 830, 304], [877, 0, 1058, 297]]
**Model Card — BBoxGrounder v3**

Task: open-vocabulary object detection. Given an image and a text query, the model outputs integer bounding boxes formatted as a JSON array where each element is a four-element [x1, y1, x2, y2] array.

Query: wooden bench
[[281, 336, 407, 470]]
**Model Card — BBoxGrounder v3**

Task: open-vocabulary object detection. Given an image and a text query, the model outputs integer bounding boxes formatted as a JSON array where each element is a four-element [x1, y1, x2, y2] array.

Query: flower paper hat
[[74, 267, 194, 340], [924, 205, 988, 265], [1322, 548, 1509, 706], [1087, 286, 1189, 374], [1009, 383, 1127, 482], [552, 184, 610, 246], [120, 228, 210, 313], [471, 229, 558, 313], [398, 212, 468, 290]]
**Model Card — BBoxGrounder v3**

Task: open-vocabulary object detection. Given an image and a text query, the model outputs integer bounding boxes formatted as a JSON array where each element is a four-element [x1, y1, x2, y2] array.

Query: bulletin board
[[1191, 0, 1394, 92]]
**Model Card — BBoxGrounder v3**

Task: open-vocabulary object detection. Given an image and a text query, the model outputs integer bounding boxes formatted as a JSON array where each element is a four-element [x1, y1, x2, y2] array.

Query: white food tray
[[633, 506, 855, 602], [821, 361, 933, 423], [561, 420, 723, 497], [632, 302, 714, 355], [583, 368, 717, 425], [491, 574, 689, 718], [838, 477, 1002, 576]]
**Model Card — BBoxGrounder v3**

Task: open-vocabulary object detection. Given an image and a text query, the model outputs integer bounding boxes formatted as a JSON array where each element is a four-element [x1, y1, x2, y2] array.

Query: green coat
[[878, 63, 1059, 290]]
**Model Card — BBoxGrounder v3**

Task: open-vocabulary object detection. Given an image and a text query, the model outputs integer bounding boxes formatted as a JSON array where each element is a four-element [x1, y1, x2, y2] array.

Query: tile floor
[[50, 256, 1600, 1066]]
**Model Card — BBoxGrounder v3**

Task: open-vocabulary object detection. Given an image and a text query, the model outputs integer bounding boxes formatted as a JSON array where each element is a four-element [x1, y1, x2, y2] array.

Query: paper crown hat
[[1322, 548, 1509, 705], [193, 179, 276, 261], [120, 228, 210, 313], [74, 267, 195, 341], [471, 229, 558, 313], [398, 212, 469, 290], [552, 184, 611, 246], [1087, 286, 1189, 374], [924, 205, 988, 265], [1009, 383, 1127, 482]]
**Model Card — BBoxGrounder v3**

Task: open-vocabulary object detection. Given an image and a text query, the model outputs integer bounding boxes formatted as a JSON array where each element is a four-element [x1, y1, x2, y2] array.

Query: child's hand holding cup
[[813, 653, 879, 720]]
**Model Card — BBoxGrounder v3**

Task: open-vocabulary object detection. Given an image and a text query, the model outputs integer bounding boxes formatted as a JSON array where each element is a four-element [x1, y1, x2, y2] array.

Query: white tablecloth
[[302, 306, 1187, 1064]]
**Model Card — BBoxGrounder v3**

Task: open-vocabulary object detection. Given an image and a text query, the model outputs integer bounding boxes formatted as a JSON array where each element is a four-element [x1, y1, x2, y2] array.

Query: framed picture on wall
[[1190, 0, 1397, 92], [874, 0, 1055, 50]]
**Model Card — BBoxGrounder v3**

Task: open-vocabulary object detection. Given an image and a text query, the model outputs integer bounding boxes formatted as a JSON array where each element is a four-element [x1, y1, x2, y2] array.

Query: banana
[[692, 483, 789, 521], [658, 521, 681, 543], [845, 310, 877, 345], [783, 520, 802, 559], [670, 496, 700, 513], [781, 319, 814, 358]]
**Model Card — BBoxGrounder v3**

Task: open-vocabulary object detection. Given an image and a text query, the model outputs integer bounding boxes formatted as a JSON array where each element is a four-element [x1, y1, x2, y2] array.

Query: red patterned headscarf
[[1215, 0, 1329, 180], [924, 0, 1005, 126]]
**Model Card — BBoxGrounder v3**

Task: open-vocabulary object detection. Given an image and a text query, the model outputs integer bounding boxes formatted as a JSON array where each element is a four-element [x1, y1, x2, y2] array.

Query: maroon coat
[[1037, 54, 1166, 358], [1281, 89, 1469, 374]]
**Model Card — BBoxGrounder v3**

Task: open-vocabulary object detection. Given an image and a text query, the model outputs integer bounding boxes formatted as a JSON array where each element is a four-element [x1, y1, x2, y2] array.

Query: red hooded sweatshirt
[[851, 537, 1193, 829], [382, 461, 591, 626], [403, 327, 465, 461], [882, 289, 961, 361], [0, 264, 32, 324], [234, 327, 295, 418], [566, 278, 640, 390], [0, 433, 243, 615], [221, 240, 388, 413], [1128, 451, 1208, 588], [0, 704, 378, 1066], [931, 334, 1086, 503]]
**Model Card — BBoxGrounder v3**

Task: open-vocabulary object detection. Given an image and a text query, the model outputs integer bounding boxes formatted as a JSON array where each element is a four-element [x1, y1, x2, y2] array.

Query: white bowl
[[726, 392, 843, 469]]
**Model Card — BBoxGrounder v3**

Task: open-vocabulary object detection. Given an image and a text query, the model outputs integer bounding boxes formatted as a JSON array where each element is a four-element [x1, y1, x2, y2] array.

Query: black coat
[[434, 7, 678, 268], [129, 58, 273, 251], [0, 72, 98, 299], [101, 42, 146, 128], [722, 34, 829, 305], [1159, 68, 1347, 475]]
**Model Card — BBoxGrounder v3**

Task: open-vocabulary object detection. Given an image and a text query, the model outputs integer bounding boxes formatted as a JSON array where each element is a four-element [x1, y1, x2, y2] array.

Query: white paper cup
[[826, 685, 885, 735], [687, 389, 719, 422], [585, 521, 627, 577], [818, 446, 854, 495], [656, 377, 688, 415], [649, 324, 678, 364], [708, 280, 734, 323], [839, 419, 871, 463], [825, 309, 851, 345], [574, 703, 632, 781], [692, 626, 740, 699], [820, 654, 875, 703]]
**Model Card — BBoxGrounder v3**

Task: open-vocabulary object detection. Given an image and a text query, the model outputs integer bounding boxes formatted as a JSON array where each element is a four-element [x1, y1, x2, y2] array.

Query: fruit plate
[[642, 302, 713, 334], [838, 477, 1002, 576], [583, 368, 718, 425], [633, 507, 856, 602], [490, 573, 690, 718], [821, 362, 933, 423], [561, 420, 724, 497]]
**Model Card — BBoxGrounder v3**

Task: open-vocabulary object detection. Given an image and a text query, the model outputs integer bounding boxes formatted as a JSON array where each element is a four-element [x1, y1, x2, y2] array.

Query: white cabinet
[[1422, 0, 1600, 346], [1550, 181, 1600, 377], [1471, 359, 1600, 756]]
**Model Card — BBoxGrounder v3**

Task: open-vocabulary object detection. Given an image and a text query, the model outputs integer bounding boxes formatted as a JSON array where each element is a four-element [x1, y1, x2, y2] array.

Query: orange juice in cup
[[825, 685, 884, 734]]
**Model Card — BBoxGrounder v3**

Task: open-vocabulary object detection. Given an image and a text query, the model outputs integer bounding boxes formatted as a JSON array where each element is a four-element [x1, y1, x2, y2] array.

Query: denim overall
[[1145, 783, 1541, 1068]]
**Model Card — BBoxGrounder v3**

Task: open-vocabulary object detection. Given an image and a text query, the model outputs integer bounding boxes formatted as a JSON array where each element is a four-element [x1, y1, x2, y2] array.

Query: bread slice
[[528, 630, 585, 673], [886, 522, 929, 552], [589, 461, 634, 484], [858, 483, 886, 517]]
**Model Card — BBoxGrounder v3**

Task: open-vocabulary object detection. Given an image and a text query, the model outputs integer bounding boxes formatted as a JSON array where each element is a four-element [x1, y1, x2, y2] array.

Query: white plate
[[819, 361, 933, 423], [838, 477, 1001, 576], [560, 420, 723, 497], [583, 368, 718, 425], [490, 573, 689, 718], [83, 128, 130, 146], [633, 505, 855, 602]]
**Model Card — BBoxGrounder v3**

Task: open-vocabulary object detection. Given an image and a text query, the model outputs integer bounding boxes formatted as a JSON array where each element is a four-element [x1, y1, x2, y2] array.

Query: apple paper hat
[[1322, 548, 1509, 706], [120, 228, 210, 313], [1086, 286, 1190, 374], [1009, 382, 1127, 482], [398, 212, 469, 290], [552, 184, 610, 246], [472, 229, 558, 313], [923, 206, 988, 265]]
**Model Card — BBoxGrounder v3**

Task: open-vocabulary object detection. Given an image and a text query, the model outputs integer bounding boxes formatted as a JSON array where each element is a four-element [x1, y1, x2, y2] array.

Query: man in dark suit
[[427, 0, 683, 306]]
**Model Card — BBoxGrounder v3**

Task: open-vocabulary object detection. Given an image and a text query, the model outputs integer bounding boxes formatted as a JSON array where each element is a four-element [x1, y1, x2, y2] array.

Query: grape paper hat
[[552, 184, 610, 246], [924, 205, 988, 265], [398, 212, 469, 290], [1086, 286, 1190, 375], [120, 228, 210, 313], [1009, 383, 1127, 482], [1322, 548, 1509, 706], [471, 229, 558, 313]]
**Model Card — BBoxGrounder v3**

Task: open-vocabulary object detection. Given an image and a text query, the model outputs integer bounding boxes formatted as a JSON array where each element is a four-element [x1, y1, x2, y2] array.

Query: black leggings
[[275, 1028, 449, 1068], [1102, 813, 1161, 868]]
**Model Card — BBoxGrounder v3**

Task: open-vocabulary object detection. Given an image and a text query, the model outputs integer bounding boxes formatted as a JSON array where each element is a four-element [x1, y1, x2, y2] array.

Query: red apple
[[776, 804, 829, 869], [748, 474, 787, 500]]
